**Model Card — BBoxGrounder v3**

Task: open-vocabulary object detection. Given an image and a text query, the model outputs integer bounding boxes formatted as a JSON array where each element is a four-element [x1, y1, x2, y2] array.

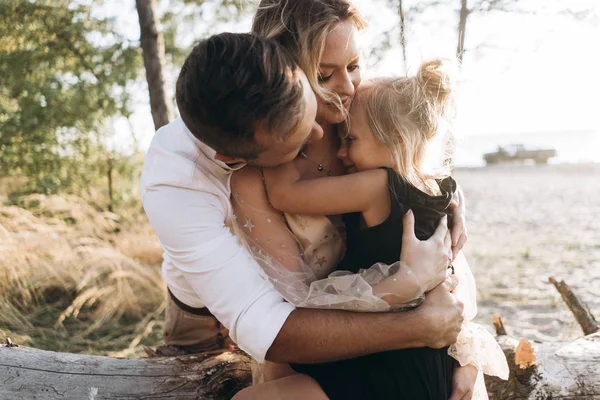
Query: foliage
[[0, 0, 141, 194], [160, 0, 250, 68]]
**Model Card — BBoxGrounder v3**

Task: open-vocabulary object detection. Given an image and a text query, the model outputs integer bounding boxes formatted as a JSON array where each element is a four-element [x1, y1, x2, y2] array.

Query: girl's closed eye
[[348, 64, 360, 73]]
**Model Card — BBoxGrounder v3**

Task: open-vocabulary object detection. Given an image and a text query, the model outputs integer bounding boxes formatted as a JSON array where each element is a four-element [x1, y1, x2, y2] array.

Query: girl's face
[[317, 21, 362, 125], [337, 102, 393, 173]]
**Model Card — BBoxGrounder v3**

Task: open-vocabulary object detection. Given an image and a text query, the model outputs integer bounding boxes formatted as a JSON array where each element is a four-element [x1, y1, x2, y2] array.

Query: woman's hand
[[400, 210, 451, 293], [449, 363, 478, 400], [449, 185, 468, 260]]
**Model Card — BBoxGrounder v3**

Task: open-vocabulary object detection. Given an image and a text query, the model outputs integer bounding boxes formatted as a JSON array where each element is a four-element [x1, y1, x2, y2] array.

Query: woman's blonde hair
[[252, 0, 366, 117], [354, 59, 456, 190]]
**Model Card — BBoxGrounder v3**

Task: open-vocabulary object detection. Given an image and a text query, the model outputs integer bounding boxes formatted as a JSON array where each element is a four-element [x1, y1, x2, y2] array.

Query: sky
[[103, 0, 600, 164]]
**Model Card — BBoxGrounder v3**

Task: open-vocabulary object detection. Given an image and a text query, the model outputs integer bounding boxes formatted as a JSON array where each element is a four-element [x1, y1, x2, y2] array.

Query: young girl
[[256, 59, 509, 399]]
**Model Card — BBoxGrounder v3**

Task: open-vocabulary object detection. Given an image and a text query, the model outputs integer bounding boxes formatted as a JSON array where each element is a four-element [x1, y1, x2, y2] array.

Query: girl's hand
[[449, 185, 468, 260], [449, 363, 478, 400]]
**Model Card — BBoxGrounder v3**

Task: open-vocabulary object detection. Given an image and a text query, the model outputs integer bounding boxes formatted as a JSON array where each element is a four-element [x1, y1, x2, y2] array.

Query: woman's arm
[[263, 162, 389, 216], [450, 184, 468, 259], [231, 166, 304, 273]]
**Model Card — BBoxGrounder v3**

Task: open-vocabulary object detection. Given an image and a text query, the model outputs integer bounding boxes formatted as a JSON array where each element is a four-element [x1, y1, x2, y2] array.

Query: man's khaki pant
[[164, 292, 234, 353]]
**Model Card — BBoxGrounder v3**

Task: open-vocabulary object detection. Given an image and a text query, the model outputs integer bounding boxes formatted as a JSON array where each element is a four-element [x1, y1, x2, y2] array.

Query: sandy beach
[[455, 163, 600, 342]]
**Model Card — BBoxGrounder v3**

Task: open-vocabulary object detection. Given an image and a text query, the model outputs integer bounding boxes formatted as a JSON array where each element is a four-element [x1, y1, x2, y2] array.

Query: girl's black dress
[[292, 168, 458, 400]]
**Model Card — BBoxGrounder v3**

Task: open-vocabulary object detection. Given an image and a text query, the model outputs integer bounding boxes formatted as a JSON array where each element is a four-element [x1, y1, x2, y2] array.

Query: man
[[141, 32, 464, 366]]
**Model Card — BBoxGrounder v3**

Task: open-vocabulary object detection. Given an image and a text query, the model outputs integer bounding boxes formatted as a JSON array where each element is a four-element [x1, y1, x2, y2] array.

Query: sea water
[[454, 130, 600, 167]]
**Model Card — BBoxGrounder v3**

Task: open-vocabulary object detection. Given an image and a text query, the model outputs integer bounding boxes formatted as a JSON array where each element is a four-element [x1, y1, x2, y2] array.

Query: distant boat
[[483, 144, 557, 165]]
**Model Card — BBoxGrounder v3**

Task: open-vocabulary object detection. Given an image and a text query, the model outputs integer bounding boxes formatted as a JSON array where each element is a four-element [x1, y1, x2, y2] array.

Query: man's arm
[[232, 167, 463, 363], [143, 180, 463, 364], [143, 184, 296, 362], [268, 276, 464, 363]]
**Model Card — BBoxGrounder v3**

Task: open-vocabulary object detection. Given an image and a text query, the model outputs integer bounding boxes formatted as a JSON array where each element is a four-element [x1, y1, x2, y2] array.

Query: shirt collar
[[184, 122, 247, 172]]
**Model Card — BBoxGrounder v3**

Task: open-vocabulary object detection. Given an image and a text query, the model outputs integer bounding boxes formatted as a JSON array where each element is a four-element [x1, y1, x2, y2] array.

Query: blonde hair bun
[[417, 59, 456, 107]]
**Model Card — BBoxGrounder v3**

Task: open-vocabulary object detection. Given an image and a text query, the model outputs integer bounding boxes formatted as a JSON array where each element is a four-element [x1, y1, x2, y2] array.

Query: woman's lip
[[342, 97, 353, 109]]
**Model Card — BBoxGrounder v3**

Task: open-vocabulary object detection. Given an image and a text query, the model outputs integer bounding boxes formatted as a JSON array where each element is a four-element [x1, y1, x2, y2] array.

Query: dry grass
[[0, 194, 165, 356]]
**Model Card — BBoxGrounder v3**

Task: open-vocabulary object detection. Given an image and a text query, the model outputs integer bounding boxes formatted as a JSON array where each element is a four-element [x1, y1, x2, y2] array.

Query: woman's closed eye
[[318, 72, 334, 83]]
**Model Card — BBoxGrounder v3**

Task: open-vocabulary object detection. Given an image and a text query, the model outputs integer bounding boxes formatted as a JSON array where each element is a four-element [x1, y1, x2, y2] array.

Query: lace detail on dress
[[449, 252, 510, 381]]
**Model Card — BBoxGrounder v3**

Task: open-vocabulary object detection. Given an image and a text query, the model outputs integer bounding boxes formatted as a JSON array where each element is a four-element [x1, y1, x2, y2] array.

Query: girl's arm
[[263, 162, 389, 216]]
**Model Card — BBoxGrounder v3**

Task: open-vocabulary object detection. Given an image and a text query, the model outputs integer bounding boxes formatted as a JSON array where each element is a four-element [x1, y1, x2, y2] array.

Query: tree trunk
[[135, 0, 173, 130], [107, 153, 114, 212], [457, 0, 470, 63], [398, 0, 408, 74], [0, 346, 252, 399]]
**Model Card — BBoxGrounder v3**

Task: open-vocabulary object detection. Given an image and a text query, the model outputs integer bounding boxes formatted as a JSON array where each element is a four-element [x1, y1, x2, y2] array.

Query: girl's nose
[[337, 140, 348, 160]]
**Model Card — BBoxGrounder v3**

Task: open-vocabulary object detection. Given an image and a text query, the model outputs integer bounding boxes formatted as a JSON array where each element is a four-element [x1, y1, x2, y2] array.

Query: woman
[[232, 1, 475, 398]]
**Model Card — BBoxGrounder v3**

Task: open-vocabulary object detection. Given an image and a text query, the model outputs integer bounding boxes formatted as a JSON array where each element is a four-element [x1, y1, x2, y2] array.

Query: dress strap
[[381, 167, 409, 216]]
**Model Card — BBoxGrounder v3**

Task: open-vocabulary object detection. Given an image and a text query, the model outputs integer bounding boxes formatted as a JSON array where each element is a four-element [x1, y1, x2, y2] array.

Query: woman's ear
[[215, 152, 246, 164]]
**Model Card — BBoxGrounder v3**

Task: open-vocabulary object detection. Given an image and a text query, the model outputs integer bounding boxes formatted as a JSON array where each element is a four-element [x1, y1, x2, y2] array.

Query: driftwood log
[[2, 335, 599, 400], [0, 346, 252, 399], [1, 276, 598, 399], [485, 333, 600, 399]]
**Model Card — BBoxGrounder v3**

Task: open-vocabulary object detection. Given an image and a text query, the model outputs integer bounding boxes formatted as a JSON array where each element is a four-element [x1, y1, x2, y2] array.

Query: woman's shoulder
[[230, 166, 271, 208]]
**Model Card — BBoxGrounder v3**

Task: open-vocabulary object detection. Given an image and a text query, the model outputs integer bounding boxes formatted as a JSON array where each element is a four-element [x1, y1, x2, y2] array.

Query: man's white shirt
[[140, 118, 295, 362]]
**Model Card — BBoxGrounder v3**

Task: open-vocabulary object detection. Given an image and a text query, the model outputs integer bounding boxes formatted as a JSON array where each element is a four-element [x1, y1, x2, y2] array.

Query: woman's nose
[[335, 71, 355, 98]]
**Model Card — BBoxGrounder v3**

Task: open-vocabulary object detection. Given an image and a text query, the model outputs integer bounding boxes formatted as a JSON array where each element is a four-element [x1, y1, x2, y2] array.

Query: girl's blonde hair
[[354, 59, 456, 190], [252, 0, 366, 117]]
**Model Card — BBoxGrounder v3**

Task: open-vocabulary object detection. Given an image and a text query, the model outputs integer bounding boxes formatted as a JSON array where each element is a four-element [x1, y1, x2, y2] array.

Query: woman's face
[[317, 21, 362, 125]]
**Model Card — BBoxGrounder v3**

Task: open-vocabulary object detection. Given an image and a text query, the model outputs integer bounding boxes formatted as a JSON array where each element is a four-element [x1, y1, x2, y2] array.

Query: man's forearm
[[265, 307, 428, 364]]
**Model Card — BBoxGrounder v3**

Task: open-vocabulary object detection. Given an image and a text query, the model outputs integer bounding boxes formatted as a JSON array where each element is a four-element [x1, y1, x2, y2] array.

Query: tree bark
[[107, 153, 114, 212], [549, 277, 599, 335], [457, 0, 470, 63], [135, 0, 173, 130], [2, 334, 600, 399], [0, 346, 252, 399], [398, 0, 408, 74], [485, 332, 600, 399]]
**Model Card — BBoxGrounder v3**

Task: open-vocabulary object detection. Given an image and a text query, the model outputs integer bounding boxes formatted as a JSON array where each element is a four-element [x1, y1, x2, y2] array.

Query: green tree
[[0, 0, 141, 194]]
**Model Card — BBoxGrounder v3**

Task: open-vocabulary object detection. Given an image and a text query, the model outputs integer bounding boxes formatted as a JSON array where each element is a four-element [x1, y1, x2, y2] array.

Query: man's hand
[[449, 186, 468, 260], [449, 363, 479, 400], [400, 210, 452, 293], [418, 275, 464, 349]]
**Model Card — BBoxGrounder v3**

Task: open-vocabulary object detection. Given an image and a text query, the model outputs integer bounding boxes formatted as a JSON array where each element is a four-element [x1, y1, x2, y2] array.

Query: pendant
[[318, 164, 324, 172]]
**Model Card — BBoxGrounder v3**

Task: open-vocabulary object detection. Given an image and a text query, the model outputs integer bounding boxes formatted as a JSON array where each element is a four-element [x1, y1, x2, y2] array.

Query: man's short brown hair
[[176, 32, 305, 159]]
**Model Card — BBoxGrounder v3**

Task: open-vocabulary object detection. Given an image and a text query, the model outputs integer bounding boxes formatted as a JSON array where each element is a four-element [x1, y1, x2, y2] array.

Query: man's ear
[[215, 152, 246, 164]]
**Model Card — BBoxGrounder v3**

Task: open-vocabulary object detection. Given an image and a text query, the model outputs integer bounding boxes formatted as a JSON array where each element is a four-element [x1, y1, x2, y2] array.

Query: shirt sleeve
[[142, 184, 295, 362]]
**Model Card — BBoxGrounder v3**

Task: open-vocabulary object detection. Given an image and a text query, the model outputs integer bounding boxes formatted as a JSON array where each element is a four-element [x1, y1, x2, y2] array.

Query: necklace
[[300, 151, 333, 176]]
